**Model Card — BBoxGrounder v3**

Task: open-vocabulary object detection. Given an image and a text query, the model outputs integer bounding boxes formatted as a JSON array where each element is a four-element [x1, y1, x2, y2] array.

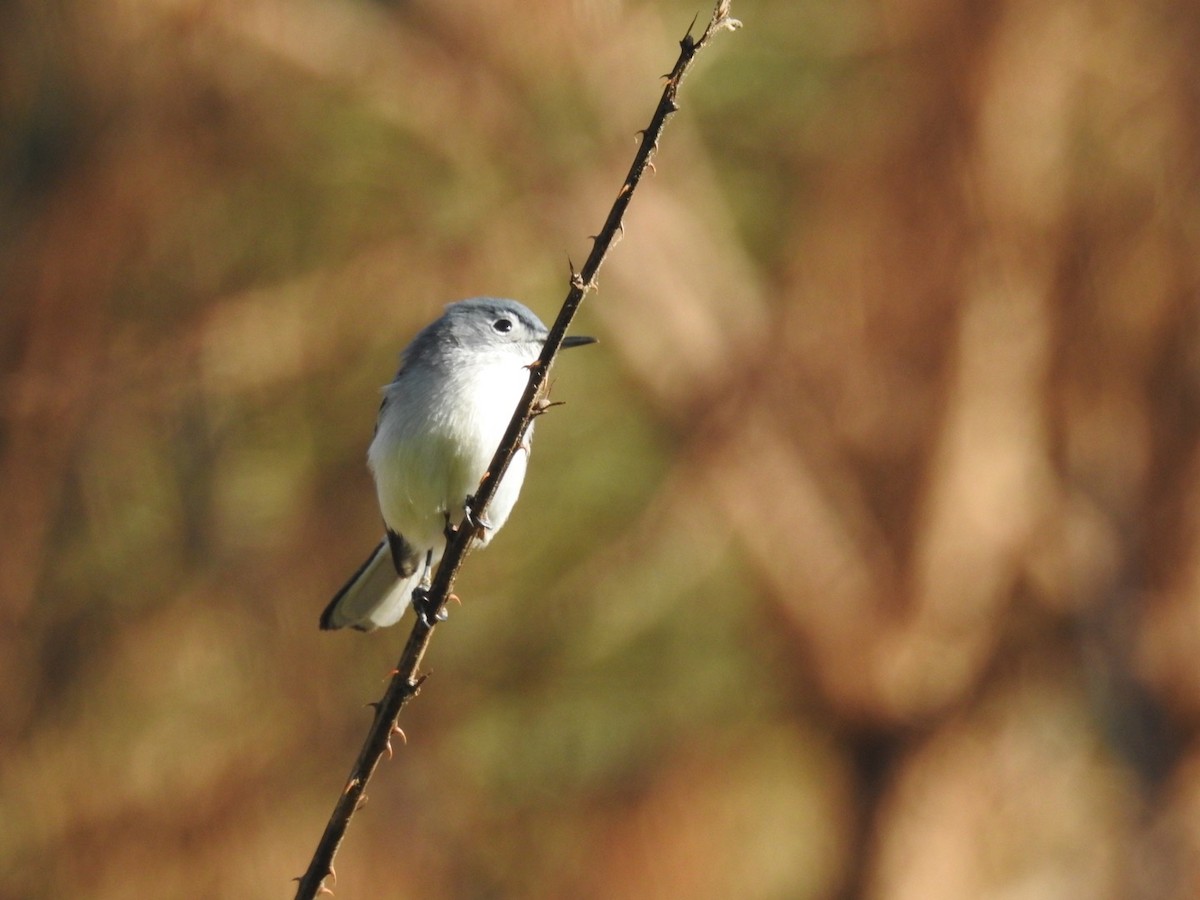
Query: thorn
[[384, 723, 408, 759], [619, 182, 632, 197], [685, 10, 700, 39], [533, 398, 566, 418], [317, 885, 335, 898], [646, 159, 656, 174], [366, 701, 381, 712], [343, 778, 360, 796], [355, 794, 368, 812], [447, 593, 462, 607], [665, 98, 680, 114], [381, 668, 400, 682], [330, 865, 337, 885]]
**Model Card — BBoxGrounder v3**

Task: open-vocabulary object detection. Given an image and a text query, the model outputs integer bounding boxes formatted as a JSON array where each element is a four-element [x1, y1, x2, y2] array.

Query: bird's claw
[[463, 495, 492, 532], [411, 587, 448, 626]]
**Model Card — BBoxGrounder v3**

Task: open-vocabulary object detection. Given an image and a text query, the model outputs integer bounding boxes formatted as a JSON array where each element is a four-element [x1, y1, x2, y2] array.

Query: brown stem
[[293, 4, 740, 897]]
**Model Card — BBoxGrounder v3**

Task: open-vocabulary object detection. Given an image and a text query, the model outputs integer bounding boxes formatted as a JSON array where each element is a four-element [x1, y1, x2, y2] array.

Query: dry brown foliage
[[2, 1, 1199, 898]]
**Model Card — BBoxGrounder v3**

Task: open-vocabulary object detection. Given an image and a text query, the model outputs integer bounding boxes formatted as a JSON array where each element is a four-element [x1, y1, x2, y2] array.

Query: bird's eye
[[493, 318, 513, 333]]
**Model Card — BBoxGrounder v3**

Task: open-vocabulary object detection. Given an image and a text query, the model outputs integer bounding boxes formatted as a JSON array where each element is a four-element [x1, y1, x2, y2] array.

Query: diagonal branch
[[294, 3, 739, 897]]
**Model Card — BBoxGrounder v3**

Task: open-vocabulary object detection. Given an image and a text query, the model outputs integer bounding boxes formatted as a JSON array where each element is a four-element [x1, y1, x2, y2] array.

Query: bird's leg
[[419, 548, 433, 591], [411, 549, 446, 626]]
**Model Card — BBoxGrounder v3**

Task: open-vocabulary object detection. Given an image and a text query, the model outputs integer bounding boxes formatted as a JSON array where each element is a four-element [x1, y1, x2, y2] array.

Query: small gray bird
[[320, 297, 595, 631]]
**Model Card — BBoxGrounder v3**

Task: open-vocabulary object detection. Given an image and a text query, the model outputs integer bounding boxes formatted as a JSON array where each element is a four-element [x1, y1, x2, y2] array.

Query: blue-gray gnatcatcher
[[320, 297, 595, 631]]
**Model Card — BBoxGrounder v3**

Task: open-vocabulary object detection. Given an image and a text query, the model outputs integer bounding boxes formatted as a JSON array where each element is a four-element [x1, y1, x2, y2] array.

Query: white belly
[[368, 356, 534, 550]]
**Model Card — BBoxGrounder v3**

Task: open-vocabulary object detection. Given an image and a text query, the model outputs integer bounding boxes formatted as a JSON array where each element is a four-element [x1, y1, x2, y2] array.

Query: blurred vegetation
[[3, 0, 1200, 898]]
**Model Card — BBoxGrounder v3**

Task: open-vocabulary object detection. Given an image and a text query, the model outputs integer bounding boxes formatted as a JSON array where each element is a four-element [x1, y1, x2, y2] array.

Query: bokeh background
[[4, 0, 1200, 897]]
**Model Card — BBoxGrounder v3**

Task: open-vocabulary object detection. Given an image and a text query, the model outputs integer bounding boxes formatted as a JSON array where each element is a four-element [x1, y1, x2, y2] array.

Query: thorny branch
[[294, 3, 740, 897]]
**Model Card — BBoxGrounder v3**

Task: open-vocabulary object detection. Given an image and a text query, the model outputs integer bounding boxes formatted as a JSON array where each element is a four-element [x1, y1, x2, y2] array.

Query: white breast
[[368, 350, 535, 550]]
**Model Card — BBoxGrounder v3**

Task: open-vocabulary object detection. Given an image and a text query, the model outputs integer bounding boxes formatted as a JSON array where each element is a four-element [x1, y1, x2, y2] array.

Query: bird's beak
[[561, 335, 598, 349]]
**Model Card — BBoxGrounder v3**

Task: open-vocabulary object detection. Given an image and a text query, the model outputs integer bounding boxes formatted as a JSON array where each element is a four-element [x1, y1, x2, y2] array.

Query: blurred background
[[3, 0, 1200, 897]]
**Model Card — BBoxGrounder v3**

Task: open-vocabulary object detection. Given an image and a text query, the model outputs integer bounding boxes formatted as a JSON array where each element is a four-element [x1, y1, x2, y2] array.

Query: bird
[[320, 297, 595, 631]]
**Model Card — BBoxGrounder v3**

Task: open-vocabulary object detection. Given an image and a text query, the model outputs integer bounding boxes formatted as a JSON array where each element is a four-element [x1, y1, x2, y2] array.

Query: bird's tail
[[320, 540, 421, 631]]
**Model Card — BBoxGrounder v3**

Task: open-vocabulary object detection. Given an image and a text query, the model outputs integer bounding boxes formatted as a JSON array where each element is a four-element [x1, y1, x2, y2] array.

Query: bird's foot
[[463, 494, 493, 532], [411, 586, 448, 626]]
